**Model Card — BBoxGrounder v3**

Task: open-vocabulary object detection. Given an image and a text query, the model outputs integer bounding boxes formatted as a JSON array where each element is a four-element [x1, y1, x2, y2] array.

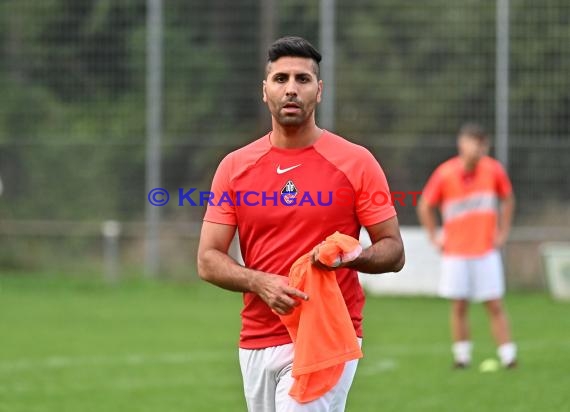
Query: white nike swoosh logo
[[276, 164, 302, 174]]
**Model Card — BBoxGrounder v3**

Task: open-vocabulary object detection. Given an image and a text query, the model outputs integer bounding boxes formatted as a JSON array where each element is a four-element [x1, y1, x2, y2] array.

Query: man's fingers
[[273, 305, 294, 316], [271, 296, 300, 316], [286, 287, 309, 301], [262, 278, 308, 314], [312, 259, 332, 270]]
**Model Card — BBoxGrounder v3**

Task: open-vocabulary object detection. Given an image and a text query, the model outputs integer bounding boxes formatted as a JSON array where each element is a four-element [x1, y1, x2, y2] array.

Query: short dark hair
[[266, 36, 321, 76], [458, 122, 489, 140]]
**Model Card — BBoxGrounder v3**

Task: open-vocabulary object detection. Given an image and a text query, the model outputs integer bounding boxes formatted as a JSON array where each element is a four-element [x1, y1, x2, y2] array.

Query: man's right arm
[[197, 221, 256, 292], [417, 198, 443, 250], [197, 221, 308, 314]]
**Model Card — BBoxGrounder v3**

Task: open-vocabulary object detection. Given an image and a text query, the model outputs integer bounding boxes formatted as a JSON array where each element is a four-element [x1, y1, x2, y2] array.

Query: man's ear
[[262, 80, 267, 102], [316, 79, 323, 103]]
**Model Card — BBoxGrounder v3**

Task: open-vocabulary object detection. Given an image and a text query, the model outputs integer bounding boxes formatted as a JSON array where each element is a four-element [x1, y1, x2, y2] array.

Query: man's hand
[[494, 231, 509, 249], [251, 273, 309, 315], [429, 232, 444, 251], [310, 243, 356, 270]]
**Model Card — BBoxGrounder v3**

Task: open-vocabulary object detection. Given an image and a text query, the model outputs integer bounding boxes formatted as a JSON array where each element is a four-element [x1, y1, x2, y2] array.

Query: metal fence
[[0, 1, 568, 286]]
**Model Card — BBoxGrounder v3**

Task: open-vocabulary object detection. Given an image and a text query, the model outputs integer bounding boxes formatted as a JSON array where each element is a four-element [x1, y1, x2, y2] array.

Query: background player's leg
[[472, 250, 517, 368], [450, 299, 472, 367], [440, 257, 472, 368], [484, 299, 517, 367], [484, 299, 511, 345]]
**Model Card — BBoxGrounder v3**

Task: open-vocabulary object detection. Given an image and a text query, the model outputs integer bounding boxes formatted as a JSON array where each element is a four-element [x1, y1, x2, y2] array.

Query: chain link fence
[[0, 1, 568, 285]]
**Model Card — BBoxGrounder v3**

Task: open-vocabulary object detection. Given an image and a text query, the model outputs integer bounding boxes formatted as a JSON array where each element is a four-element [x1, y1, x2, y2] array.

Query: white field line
[[0, 351, 238, 395], [0, 374, 237, 396], [1, 339, 568, 374], [0, 350, 232, 373], [359, 358, 398, 375], [1, 339, 569, 391], [363, 339, 570, 355]]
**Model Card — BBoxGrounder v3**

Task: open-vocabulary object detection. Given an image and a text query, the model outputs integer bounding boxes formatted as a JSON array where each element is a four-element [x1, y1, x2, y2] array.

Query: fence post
[[102, 220, 121, 284], [496, 0, 510, 170]]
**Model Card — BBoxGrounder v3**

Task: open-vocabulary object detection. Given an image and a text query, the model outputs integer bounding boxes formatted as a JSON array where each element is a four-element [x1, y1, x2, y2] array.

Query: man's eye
[[275, 76, 286, 83]]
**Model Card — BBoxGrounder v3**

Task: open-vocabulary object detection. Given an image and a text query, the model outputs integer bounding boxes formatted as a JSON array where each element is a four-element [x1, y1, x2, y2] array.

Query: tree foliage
[[0, 0, 567, 224]]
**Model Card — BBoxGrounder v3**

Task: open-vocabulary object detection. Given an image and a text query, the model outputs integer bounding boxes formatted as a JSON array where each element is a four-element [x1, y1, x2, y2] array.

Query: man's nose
[[285, 80, 298, 96]]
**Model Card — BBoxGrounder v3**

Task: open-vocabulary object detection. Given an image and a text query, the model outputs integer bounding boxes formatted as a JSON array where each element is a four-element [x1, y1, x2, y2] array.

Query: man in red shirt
[[417, 123, 517, 369], [197, 36, 405, 411]]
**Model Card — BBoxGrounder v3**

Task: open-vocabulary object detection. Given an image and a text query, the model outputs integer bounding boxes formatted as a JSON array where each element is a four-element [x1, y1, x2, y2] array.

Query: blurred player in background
[[197, 36, 404, 411], [417, 123, 517, 369]]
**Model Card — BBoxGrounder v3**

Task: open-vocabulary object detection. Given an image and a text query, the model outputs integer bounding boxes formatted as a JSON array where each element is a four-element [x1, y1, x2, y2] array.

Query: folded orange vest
[[280, 232, 364, 403]]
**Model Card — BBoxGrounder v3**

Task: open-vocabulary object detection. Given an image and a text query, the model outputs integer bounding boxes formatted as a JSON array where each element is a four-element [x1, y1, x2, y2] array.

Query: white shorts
[[238, 339, 361, 412], [439, 249, 505, 302]]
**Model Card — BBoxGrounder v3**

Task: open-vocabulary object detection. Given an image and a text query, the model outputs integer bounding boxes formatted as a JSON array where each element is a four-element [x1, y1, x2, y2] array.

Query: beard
[[275, 100, 313, 127], [277, 112, 307, 126]]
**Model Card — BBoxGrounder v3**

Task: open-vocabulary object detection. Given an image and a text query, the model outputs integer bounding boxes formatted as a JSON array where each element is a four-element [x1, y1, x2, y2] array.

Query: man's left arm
[[346, 216, 405, 274], [494, 162, 515, 249], [496, 193, 515, 248]]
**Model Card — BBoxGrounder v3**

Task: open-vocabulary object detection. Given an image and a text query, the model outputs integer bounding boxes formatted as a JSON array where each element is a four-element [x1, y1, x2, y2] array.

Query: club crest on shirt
[[280, 180, 298, 205]]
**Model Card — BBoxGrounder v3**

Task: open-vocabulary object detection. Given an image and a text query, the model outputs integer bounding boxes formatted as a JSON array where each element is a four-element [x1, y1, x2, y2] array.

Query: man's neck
[[270, 122, 323, 149], [460, 156, 479, 172]]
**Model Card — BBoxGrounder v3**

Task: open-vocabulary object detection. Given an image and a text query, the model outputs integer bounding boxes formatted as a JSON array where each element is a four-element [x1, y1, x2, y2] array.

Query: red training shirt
[[204, 130, 396, 349], [422, 156, 512, 257]]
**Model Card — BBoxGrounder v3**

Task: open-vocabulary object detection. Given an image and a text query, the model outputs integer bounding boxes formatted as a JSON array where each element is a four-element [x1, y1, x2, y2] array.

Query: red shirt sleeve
[[313, 133, 397, 227], [354, 151, 397, 227], [203, 154, 237, 225], [422, 167, 444, 206], [494, 161, 513, 198]]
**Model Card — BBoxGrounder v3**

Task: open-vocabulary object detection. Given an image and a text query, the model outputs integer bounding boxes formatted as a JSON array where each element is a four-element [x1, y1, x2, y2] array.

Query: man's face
[[457, 134, 489, 163], [263, 56, 322, 127]]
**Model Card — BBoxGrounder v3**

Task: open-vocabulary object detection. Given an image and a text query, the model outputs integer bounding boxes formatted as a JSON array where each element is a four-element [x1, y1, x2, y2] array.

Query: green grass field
[[1, 273, 569, 412]]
